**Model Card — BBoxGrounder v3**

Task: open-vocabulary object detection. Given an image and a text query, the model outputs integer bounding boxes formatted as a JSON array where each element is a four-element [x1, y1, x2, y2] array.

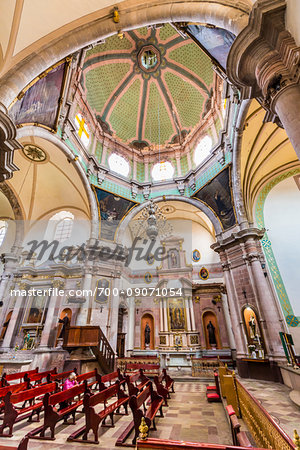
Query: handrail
[[136, 438, 266, 449], [235, 378, 296, 449]]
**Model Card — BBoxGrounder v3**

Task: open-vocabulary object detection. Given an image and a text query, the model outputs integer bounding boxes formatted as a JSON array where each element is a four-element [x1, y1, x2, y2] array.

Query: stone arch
[[0, 1, 251, 107], [116, 195, 223, 241], [16, 126, 99, 239]]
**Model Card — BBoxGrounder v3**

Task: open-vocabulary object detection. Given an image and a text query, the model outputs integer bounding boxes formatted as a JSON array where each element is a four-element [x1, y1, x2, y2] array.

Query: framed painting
[[95, 278, 110, 303], [94, 186, 137, 241], [8, 59, 70, 131], [168, 298, 186, 331]]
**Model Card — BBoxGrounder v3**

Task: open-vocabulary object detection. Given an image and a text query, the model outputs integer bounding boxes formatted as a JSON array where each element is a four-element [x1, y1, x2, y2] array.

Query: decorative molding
[[0, 103, 21, 181]]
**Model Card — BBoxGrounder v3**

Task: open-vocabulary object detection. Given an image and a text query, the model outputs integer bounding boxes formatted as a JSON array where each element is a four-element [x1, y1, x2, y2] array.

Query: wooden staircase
[[63, 325, 115, 373]]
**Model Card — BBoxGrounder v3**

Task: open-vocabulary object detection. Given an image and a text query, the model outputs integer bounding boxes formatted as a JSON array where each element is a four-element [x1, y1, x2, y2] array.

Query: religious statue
[[58, 313, 70, 339], [249, 315, 257, 339], [144, 322, 151, 346], [23, 332, 31, 350], [207, 320, 217, 345]]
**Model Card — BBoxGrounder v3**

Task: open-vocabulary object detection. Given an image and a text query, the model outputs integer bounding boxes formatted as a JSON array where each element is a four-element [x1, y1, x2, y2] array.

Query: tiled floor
[[0, 382, 232, 449], [242, 379, 300, 441]]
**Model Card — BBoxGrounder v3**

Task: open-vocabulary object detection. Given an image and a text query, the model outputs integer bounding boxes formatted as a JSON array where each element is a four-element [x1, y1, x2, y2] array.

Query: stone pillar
[[39, 280, 64, 348], [76, 272, 92, 326], [212, 228, 286, 369], [189, 297, 196, 331], [246, 252, 284, 359], [227, 1, 300, 161], [221, 290, 236, 351], [163, 299, 168, 332], [185, 298, 191, 331], [1, 283, 26, 350], [127, 297, 135, 354], [159, 298, 164, 332]]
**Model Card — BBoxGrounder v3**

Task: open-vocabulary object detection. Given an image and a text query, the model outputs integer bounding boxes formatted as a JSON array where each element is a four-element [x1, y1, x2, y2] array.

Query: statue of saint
[[207, 320, 217, 345], [249, 315, 257, 339], [58, 313, 70, 339], [144, 322, 151, 346]]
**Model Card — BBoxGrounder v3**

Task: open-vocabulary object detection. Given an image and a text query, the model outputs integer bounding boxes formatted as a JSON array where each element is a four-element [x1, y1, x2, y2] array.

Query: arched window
[[50, 211, 74, 243], [0, 220, 8, 246], [74, 113, 90, 147], [152, 161, 174, 181], [108, 153, 130, 177], [194, 135, 212, 166]]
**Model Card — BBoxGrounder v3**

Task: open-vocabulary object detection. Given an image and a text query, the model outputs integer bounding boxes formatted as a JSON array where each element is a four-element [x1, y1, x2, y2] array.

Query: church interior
[[0, 1, 300, 449]]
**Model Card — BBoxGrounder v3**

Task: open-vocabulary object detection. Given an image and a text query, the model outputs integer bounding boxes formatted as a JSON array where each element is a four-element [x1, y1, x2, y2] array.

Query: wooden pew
[[1, 367, 38, 387], [29, 381, 89, 440], [161, 369, 175, 393], [206, 372, 221, 402], [136, 438, 264, 449], [125, 363, 160, 377], [47, 368, 78, 385], [226, 405, 253, 448], [67, 381, 129, 444], [0, 382, 58, 437], [97, 368, 126, 391], [126, 369, 150, 396], [154, 370, 175, 406], [76, 368, 98, 390], [0, 436, 29, 450], [0, 380, 31, 412], [24, 368, 57, 385], [116, 381, 164, 446]]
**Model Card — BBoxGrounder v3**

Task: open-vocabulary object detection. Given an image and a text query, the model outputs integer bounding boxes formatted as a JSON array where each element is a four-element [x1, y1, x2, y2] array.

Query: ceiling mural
[[81, 24, 217, 150]]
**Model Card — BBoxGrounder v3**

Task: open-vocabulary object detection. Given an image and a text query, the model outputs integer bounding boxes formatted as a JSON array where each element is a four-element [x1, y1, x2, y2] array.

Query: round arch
[[0, 182, 25, 251], [16, 126, 99, 239], [116, 195, 223, 241], [0, 1, 251, 107]]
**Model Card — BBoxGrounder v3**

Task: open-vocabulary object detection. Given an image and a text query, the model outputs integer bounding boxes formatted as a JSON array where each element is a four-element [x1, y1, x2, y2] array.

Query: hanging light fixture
[[130, 200, 172, 242]]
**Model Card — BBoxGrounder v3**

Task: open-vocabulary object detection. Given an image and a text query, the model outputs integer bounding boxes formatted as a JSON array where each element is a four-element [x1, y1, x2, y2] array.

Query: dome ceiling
[[81, 24, 218, 150]]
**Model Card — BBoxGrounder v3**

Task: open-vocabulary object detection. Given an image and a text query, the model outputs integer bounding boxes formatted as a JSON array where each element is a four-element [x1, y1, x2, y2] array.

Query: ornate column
[[0, 104, 21, 181], [185, 298, 191, 331], [127, 297, 135, 355], [159, 298, 164, 332], [163, 298, 168, 332], [189, 297, 196, 331], [212, 227, 285, 380], [76, 271, 92, 325], [227, 0, 300, 160], [39, 280, 65, 348], [1, 282, 27, 350], [221, 289, 236, 351]]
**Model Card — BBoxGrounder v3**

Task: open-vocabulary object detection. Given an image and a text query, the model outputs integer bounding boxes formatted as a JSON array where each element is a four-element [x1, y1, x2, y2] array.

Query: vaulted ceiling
[[81, 24, 219, 150]]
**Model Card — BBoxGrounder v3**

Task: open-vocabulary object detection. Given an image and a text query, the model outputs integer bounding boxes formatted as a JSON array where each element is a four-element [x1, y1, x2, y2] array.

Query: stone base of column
[[31, 347, 69, 373], [237, 358, 283, 383]]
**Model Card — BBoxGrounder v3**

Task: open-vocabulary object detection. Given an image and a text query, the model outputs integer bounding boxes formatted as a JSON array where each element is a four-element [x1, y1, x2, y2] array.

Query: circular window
[[194, 136, 212, 167], [108, 153, 130, 177], [152, 161, 174, 181]]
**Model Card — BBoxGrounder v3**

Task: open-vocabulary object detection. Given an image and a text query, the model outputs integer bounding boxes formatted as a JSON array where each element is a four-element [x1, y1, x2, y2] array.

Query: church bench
[[162, 369, 175, 393], [0, 382, 58, 437], [28, 381, 89, 440], [206, 371, 220, 394], [76, 368, 98, 390], [129, 381, 164, 445], [24, 368, 57, 385], [226, 405, 253, 448], [1, 367, 39, 387], [47, 367, 78, 385], [125, 362, 160, 377], [153, 371, 175, 406], [136, 438, 262, 449], [97, 368, 126, 391], [126, 369, 150, 396], [67, 381, 129, 444], [0, 436, 29, 450], [0, 380, 31, 412]]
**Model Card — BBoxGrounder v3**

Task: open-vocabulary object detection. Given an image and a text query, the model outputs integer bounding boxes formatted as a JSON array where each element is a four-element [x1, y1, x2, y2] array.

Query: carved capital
[[221, 261, 231, 271], [227, 0, 300, 109], [0, 103, 21, 181], [243, 252, 260, 264]]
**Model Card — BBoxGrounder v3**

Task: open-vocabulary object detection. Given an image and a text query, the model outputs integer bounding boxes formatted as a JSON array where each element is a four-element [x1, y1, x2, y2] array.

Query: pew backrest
[[7, 382, 57, 406], [45, 382, 85, 407], [76, 369, 97, 384], [1, 367, 38, 386], [25, 368, 56, 383], [86, 383, 118, 409], [0, 381, 30, 400]]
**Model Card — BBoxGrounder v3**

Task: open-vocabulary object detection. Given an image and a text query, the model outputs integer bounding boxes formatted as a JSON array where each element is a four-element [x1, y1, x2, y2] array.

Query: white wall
[[264, 176, 300, 316], [286, 0, 300, 46]]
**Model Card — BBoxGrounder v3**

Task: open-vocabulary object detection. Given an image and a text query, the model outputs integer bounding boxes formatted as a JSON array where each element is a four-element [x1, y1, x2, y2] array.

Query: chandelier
[[130, 200, 173, 241]]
